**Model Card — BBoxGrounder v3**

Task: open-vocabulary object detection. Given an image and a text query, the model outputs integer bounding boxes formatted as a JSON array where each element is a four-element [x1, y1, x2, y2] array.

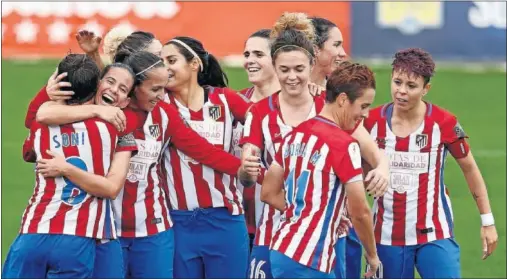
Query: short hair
[[310, 16, 337, 49], [57, 54, 100, 105], [392, 48, 435, 85], [249, 29, 271, 40], [326, 61, 376, 103], [270, 12, 316, 62]]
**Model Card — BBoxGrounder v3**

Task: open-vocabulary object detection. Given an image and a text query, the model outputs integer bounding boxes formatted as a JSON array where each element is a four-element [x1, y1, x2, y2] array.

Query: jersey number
[[61, 157, 88, 205], [285, 169, 311, 218], [249, 258, 266, 279]]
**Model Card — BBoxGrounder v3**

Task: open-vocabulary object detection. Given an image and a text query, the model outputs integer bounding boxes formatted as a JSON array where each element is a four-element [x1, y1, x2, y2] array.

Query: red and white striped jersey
[[115, 102, 243, 237], [240, 92, 325, 246], [232, 87, 263, 234], [364, 102, 469, 246], [20, 119, 137, 239], [270, 116, 363, 273], [162, 86, 251, 215]]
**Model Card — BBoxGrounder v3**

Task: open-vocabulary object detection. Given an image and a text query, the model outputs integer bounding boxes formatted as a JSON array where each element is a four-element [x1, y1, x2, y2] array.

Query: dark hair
[[57, 54, 100, 105], [122, 51, 165, 87], [392, 48, 435, 85], [249, 29, 271, 40], [310, 17, 337, 49], [270, 12, 315, 62], [166, 36, 228, 88], [113, 31, 155, 63], [100, 63, 136, 96], [326, 61, 376, 103]]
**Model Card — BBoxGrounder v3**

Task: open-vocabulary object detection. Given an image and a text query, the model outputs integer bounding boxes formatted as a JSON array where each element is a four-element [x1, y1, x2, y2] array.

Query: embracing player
[[3, 54, 137, 279]]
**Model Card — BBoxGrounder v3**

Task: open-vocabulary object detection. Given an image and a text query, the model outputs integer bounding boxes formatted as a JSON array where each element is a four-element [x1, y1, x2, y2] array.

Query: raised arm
[[76, 30, 105, 70]]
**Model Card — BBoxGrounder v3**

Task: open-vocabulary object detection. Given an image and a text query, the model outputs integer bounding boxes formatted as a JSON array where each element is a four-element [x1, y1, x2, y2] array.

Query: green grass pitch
[[1, 59, 505, 277]]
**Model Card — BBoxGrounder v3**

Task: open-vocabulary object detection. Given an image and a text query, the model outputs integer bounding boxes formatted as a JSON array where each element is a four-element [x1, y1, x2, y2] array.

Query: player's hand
[[337, 215, 352, 235], [36, 150, 67, 178], [365, 168, 389, 198], [308, 82, 324, 97], [364, 253, 382, 278], [94, 106, 127, 132], [241, 154, 261, 178], [76, 29, 102, 54], [46, 69, 74, 101], [481, 225, 498, 260]]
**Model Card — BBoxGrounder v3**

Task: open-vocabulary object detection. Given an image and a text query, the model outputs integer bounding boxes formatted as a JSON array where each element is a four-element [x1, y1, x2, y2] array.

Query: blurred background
[[2, 2, 506, 277]]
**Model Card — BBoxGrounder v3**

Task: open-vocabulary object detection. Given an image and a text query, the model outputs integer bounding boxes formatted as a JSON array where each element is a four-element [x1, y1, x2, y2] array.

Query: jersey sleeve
[[332, 140, 363, 184], [116, 132, 138, 156], [162, 103, 242, 176], [224, 88, 252, 123], [239, 104, 263, 149], [440, 113, 470, 159], [25, 86, 50, 128], [121, 109, 147, 135]]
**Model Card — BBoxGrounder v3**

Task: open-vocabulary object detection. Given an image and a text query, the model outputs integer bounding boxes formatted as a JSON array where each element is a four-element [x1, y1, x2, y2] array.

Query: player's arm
[[260, 162, 286, 211], [36, 102, 127, 132], [336, 141, 380, 277], [37, 150, 131, 199], [444, 118, 498, 259], [351, 124, 389, 197], [163, 104, 259, 177], [25, 70, 79, 128], [76, 30, 105, 70]]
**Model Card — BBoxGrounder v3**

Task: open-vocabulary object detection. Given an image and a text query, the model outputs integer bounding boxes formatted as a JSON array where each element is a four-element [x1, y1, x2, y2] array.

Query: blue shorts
[[171, 207, 249, 278], [270, 250, 334, 279], [346, 227, 362, 279], [2, 233, 95, 279], [333, 236, 347, 278], [377, 238, 461, 279], [93, 239, 124, 278], [120, 228, 174, 278], [248, 245, 273, 279]]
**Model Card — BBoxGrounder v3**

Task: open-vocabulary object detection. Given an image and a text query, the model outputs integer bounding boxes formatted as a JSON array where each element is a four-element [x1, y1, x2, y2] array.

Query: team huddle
[[2, 11, 498, 279]]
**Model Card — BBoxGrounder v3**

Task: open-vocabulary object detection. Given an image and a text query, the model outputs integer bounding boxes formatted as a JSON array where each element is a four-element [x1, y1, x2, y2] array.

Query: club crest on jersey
[[208, 105, 221, 121], [415, 134, 428, 148], [149, 124, 160, 138]]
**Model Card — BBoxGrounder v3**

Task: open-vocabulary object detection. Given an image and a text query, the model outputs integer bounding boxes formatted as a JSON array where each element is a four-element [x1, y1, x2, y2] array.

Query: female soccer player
[[363, 48, 498, 278], [310, 16, 362, 279], [237, 29, 324, 249], [236, 28, 280, 250], [29, 51, 260, 278], [3, 54, 137, 279], [160, 36, 255, 278], [260, 61, 381, 279], [309, 16, 347, 88], [239, 12, 388, 279]]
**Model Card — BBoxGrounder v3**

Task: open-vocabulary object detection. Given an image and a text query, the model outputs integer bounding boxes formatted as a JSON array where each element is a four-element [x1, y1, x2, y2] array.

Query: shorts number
[[285, 169, 311, 218], [249, 258, 266, 279], [61, 157, 88, 205]]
